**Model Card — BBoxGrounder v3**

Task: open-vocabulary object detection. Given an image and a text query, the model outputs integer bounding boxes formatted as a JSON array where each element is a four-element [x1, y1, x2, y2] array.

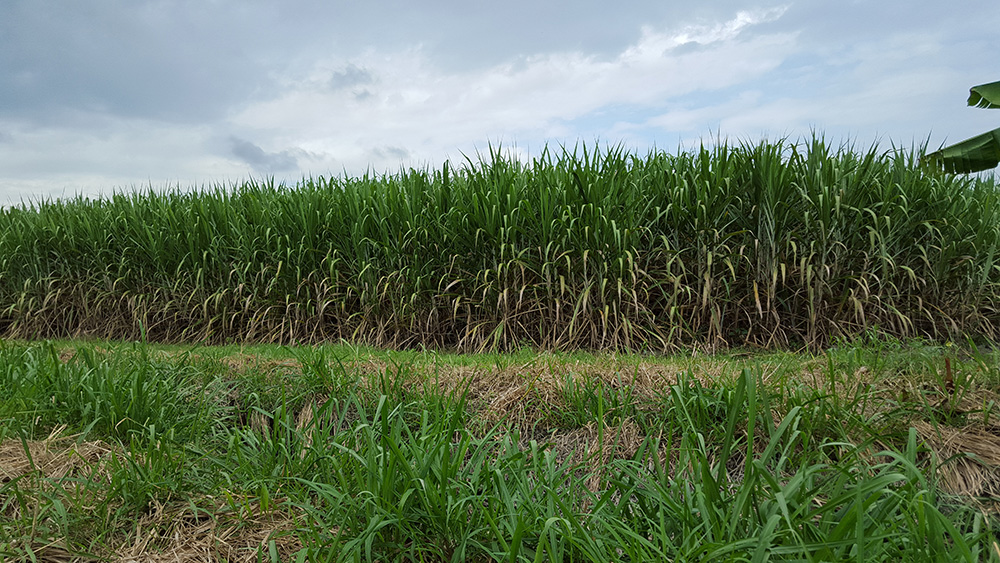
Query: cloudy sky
[[1, 1, 996, 205]]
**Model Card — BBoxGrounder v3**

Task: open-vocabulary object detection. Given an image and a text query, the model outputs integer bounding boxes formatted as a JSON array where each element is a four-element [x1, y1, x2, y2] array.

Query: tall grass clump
[[1, 137, 998, 351], [0, 342, 225, 441]]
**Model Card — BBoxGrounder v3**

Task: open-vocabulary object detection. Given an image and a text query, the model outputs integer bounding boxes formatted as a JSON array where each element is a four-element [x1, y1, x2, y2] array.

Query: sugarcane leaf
[[968, 80, 1000, 109], [923, 127, 1000, 173]]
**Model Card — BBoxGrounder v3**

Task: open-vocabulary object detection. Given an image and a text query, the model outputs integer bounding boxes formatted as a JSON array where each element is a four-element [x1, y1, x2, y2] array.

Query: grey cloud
[[369, 146, 411, 160], [411, 1, 772, 70], [329, 64, 374, 90], [229, 137, 298, 172], [0, 1, 328, 125]]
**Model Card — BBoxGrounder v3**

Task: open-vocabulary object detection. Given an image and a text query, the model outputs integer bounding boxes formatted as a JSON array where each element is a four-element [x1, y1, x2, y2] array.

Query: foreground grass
[[2, 339, 1000, 561]]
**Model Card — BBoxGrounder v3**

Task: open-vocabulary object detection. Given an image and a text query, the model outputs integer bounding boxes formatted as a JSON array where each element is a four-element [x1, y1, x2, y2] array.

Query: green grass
[[2, 339, 999, 561], [2, 137, 999, 351]]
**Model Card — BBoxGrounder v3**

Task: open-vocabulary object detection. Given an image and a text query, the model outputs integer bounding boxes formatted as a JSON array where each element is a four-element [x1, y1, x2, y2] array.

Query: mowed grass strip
[[2, 339, 1000, 561], [1, 138, 998, 351]]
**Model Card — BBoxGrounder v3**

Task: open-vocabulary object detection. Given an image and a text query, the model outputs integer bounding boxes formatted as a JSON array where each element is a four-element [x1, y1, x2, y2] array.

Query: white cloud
[[637, 28, 988, 149], [622, 5, 790, 60], [229, 7, 797, 174]]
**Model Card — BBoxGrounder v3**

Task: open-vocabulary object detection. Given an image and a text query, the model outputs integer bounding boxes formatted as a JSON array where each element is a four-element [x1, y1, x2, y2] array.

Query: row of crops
[[1, 138, 998, 351]]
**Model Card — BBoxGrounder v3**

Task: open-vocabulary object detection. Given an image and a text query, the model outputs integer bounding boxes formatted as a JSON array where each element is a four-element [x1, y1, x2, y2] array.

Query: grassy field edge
[[2, 338, 1000, 561]]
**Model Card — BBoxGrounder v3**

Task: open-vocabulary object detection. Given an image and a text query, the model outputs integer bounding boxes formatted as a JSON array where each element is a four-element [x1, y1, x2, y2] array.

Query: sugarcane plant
[[923, 80, 1000, 173]]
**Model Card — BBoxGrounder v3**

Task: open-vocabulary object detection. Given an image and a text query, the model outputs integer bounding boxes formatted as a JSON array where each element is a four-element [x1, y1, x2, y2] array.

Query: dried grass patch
[[1, 430, 307, 562], [0, 426, 114, 487], [545, 418, 647, 491], [1, 428, 116, 562], [114, 498, 303, 563], [913, 420, 1000, 500], [793, 361, 1000, 505]]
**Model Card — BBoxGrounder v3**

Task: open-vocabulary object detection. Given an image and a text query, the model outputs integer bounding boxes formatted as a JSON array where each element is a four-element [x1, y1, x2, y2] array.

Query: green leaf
[[968, 80, 1000, 109], [923, 127, 1000, 173]]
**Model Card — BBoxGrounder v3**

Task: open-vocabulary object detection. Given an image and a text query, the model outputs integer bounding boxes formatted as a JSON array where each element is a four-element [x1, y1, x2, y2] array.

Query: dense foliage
[[2, 138, 998, 351]]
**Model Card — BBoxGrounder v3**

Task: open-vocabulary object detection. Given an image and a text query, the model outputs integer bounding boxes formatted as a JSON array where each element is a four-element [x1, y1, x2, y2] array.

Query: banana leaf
[[923, 127, 1000, 174], [922, 81, 1000, 173], [969, 80, 1000, 109]]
